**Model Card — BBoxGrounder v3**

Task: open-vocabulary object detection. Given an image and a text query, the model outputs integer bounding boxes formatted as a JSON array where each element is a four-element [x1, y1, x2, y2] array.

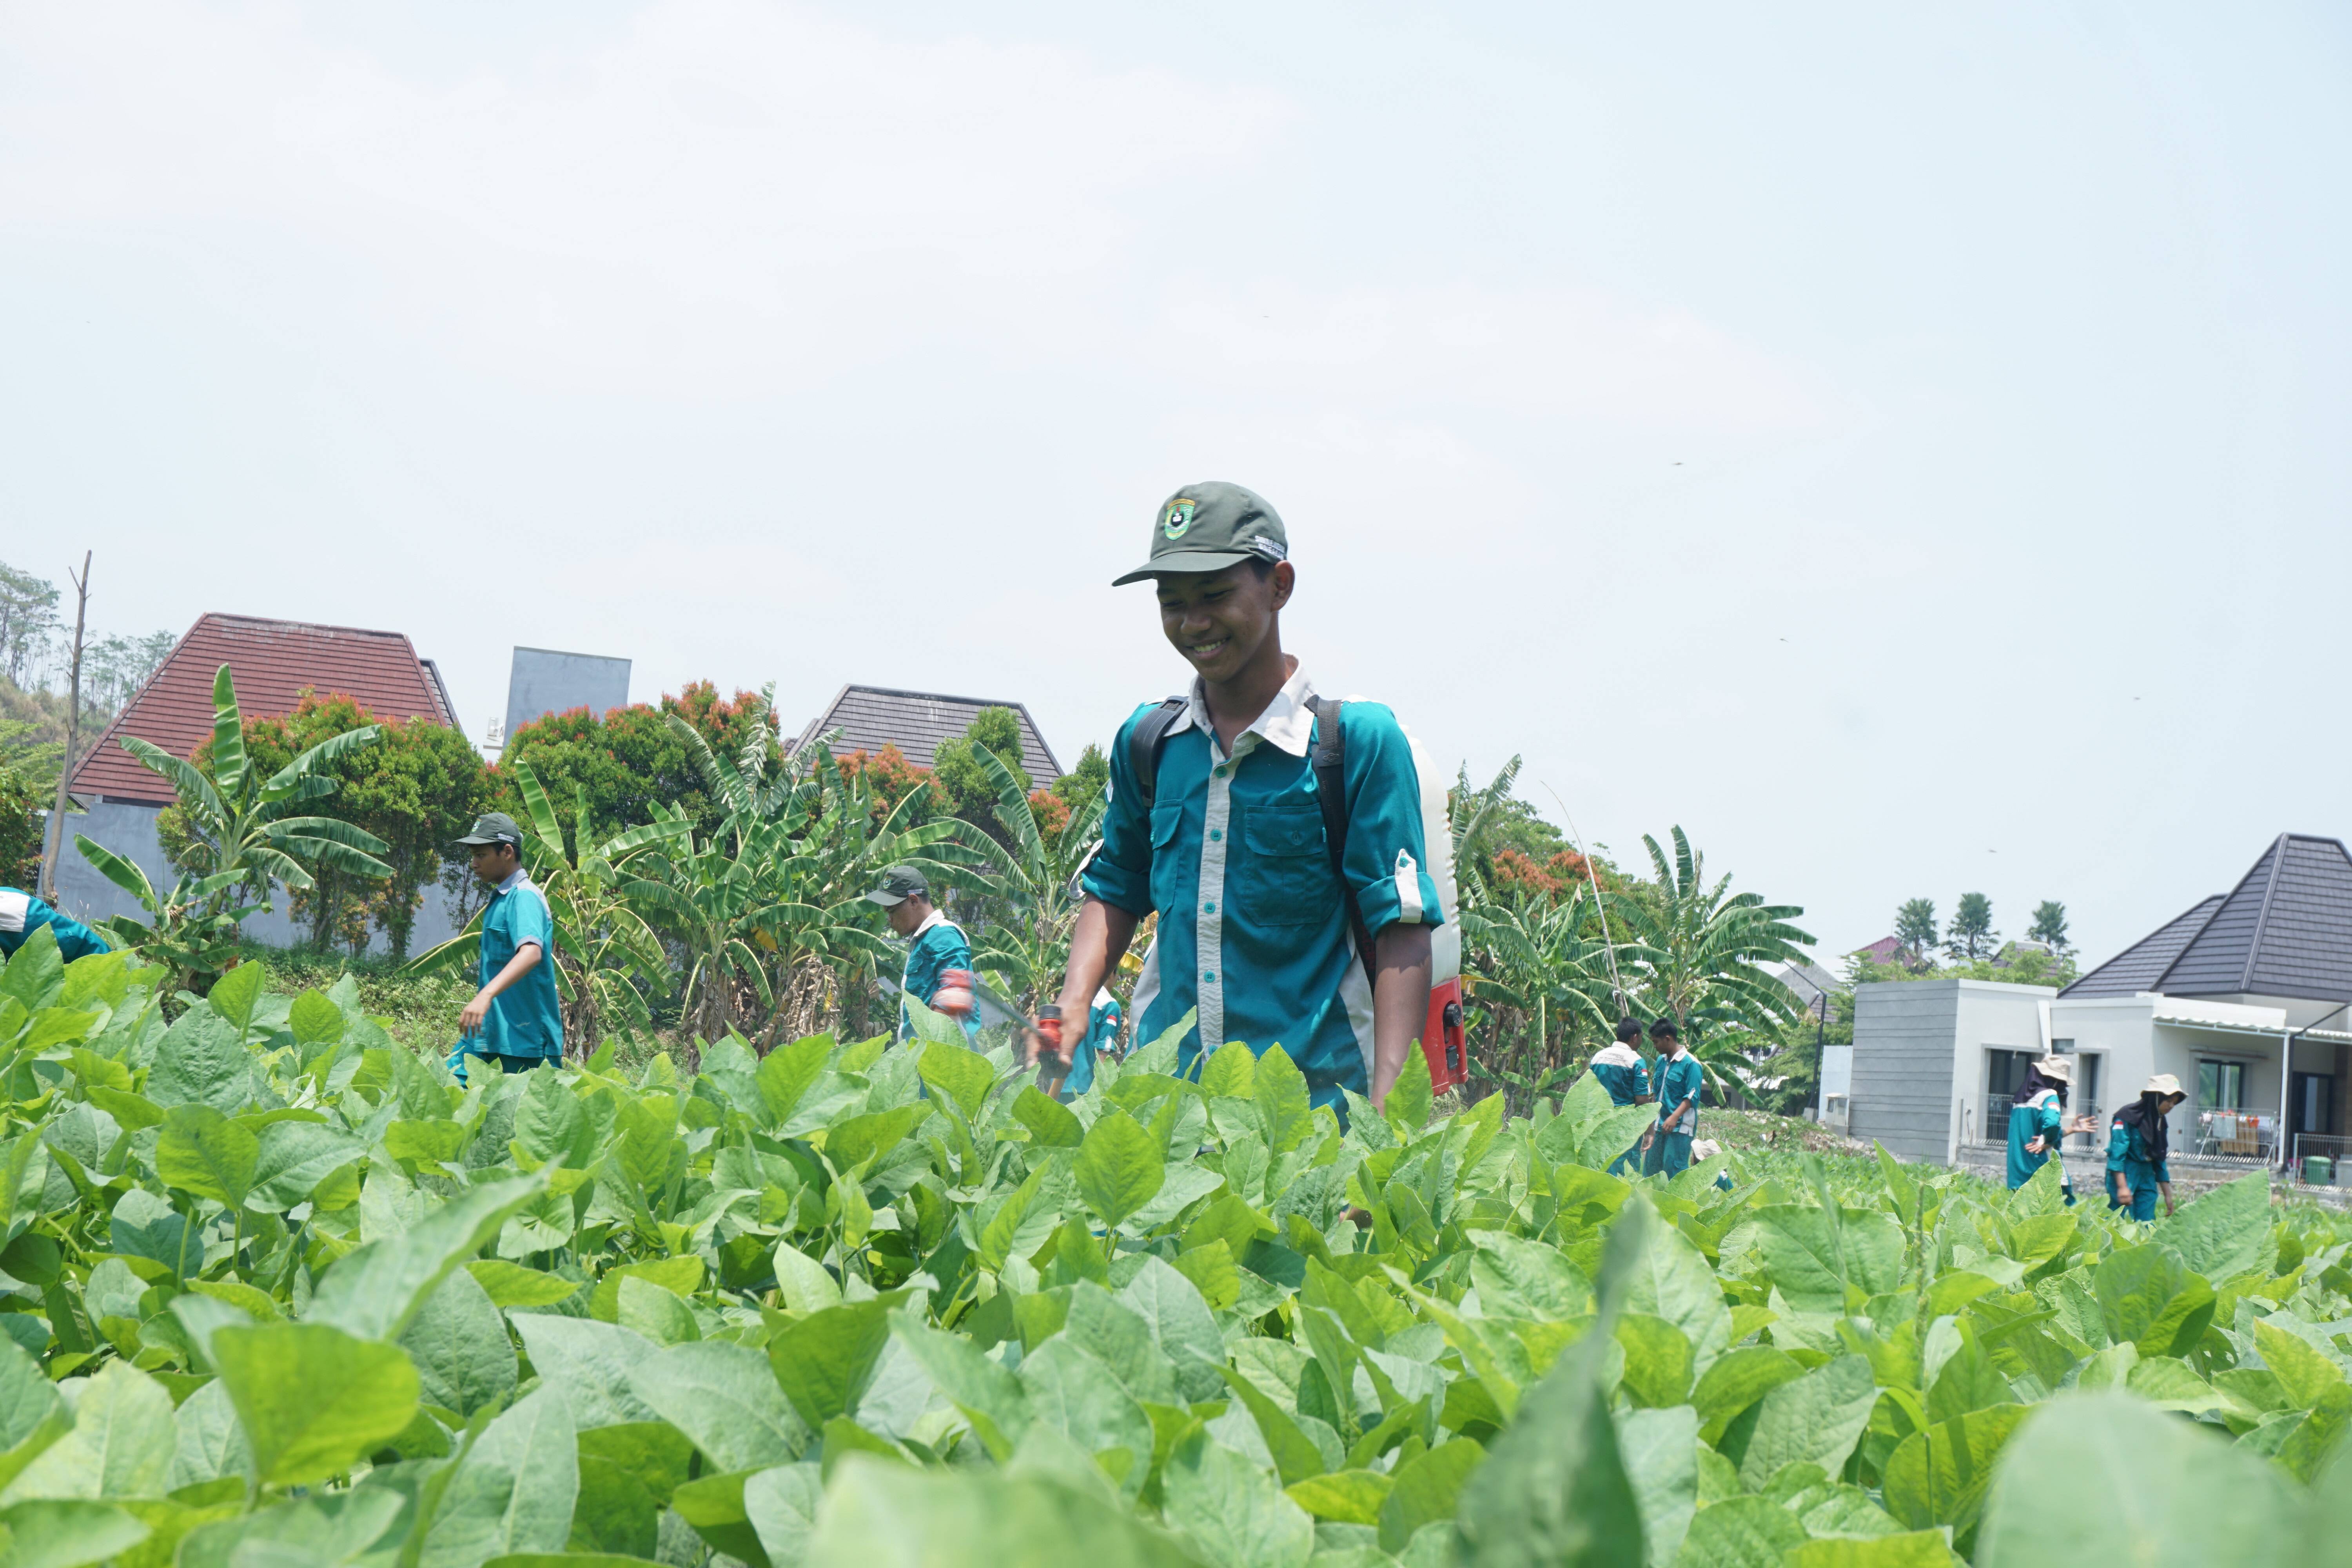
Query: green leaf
[[1379, 1438, 1486, 1556], [1976, 1392, 2294, 1567], [586, 1256, 703, 1323], [510, 1318, 662, 1430], [1074, 1111, 1164, 1229], [632, 1341, 808, 1472], [741, 1464, 824, 1568], [1692, 1347, 1804, 1444], [1880, 1403, 2029, 1536], [0, 1361, 174, 1501], [289, 991, 344, 1048], [755, 1034, 833, 1129], [247, 1122, 364, 1213], [512, 1073, 594, 1170], [401, 1267, 519, 1418], [915, 1041, 993, 1122], [209, 1323, 420, 1486], [1454, 1198, 1648, 1568], [2252, 1318, 2346, 1409], [1673, 1495, 1808, 1568], [2093, 1244, 2215, 1359], [2152, 1169, 2272, 1283], [1012, 1087, 1084, 1149], [204, 963, 265, 1047], [1622, 1217, 1731, 1371], [154, 1107, 258, 1210], [177, 1492, 405, 1568], [1198, 1039, 1256, 1098], [1616, 1406, 1696, 1568], [465, 1261, 585, 1309], [1284, 1470, 1392, 1526], [1162, 1433, 1314, 1568], [1612, 1314, 1694, 1409], [1215, 1366, 1328, 1488], [1384, 1047, 1434, 1135], [418, 1387, 580, 1568], [764, 1305, 890, 1431], [804, 1456, 1203, 1568], [1727, 1353, 1878, 1490], [888, 1313, 1031, 1461], [0, 1500, 151, 1568], [1015, 1339, 1153, 1499], [0, 928, 65, 1014], [1466, 1232, 1593, 1321], [306, 1172, 548, 1341], [1253, 1045, 1313, 1155], [1114, 1256, 1229, 1405], [145, 1008, 249, 1114], [1784, 1532, 1964, 1567]]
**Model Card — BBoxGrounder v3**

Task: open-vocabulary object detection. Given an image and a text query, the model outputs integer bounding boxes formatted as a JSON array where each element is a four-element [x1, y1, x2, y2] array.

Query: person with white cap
[[2006, 1054, 2095, 1200], [2107, 1073, 2185, 1221]]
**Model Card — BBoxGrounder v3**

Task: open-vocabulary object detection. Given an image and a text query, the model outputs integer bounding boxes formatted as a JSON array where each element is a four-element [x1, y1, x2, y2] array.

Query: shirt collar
[[911, 907, 949, 940], [494, 868, 530, 895], [1169, 662, 1319, 760]]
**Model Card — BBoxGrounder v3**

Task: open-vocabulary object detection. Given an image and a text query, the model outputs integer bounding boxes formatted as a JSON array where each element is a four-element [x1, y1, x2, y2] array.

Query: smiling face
[[1155, 560, 1293, 684]]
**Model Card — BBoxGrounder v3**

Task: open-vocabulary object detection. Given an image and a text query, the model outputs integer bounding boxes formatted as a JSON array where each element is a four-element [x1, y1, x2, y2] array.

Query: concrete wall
[[506, 648, 631, 740], [1849, 982, 1961, 1161], [47, 798, 466, 958], [1852, 979, 2054, 1163]]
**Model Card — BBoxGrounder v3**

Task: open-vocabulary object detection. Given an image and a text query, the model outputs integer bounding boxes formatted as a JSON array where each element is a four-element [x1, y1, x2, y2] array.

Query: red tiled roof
[[69, 613, 457, 806]]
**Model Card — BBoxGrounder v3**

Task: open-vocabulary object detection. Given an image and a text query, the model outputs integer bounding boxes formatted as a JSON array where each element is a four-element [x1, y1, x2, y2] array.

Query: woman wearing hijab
[[2007, 1055, 2095, 1200], [2107, 1073, 2185, 1221]]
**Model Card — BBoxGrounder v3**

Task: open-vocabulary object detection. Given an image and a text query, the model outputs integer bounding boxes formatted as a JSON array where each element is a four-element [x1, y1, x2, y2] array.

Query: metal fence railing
[[1985, 1094, 2014, 1144], [2289, 1134, 2352, 1181]]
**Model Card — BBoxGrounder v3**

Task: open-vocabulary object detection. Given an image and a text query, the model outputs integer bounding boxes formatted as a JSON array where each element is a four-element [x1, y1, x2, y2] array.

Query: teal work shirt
[[0, 889, 110, 962], [2105, 1118, 2170, 1188], [898, 911, 979, 1042], [470, 871, 563, 1060], [1590, 1042, 1650, 1107], [1652, 1051, 1702, 1134], [1062, 988, 1122, 1099], [1083, 669, 1443, 1111], [2005, 1088, 2065, 1189]]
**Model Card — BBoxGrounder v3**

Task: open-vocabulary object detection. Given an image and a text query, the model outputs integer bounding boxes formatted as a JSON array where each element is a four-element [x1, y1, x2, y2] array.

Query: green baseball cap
[[864, 866, 929, 907], [455, 812, 524, 849], [1111, 481, 1290, 586]]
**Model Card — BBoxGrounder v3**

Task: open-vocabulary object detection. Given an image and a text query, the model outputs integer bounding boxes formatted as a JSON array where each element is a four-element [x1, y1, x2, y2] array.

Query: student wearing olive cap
[[866, 866, 978, 1044], [1047, 482, 1444, 1114], [2107, 1073, 2184, 1221], [447, 812, 563, 1081]]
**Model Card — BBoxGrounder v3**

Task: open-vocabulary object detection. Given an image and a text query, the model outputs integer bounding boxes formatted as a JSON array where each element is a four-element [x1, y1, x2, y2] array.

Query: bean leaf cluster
[[0, 926, 2347, 1568]]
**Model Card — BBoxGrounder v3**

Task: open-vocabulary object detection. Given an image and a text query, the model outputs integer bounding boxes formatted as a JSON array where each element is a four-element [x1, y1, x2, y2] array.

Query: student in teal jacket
[[867, 867, 979, 1044], [1642, 1017, 1703, 1178], [1589, 1017, 1652, 1174], [0, 888, 110, 962], [446, 813, 564, 1084], [2005, 1055, 2093, 1201], [2107, 1073, 2185, 1221]]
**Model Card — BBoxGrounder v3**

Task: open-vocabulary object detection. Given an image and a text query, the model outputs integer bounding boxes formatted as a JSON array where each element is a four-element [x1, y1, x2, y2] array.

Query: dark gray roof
[[2061, 834, 2352, 1004], [791, 684, 1062, 782], [2060, 896, 2224, 998]]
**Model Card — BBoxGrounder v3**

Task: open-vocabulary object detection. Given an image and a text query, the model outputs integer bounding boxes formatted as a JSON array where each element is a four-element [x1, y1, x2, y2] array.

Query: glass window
[[2198, 1059, 2245, 1109]]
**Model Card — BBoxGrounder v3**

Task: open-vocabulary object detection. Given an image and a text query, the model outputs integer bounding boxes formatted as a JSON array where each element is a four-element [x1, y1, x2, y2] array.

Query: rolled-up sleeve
[[1335, 702, 1443, 935], [1080, 705, 1159, 918], [514, 888, 554, 953]]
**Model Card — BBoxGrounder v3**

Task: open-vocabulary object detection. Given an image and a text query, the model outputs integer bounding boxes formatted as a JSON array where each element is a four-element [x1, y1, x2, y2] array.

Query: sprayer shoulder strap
[[1126, 698, 1189, 811], [1308, 696, 1379, 987]]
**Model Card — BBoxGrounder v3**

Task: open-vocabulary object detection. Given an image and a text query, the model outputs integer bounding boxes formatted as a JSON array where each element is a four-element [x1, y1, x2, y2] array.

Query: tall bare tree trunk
[[39, 554, 90, 901]]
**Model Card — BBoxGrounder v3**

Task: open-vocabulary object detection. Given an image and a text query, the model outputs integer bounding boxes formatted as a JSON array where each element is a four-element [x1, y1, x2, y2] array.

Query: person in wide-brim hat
[[2108, 1073, 2186, 1220]]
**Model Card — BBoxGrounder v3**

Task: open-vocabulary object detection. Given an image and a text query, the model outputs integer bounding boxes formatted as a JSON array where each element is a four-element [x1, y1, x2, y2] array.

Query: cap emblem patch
[[1161, 498, 1196, 539]]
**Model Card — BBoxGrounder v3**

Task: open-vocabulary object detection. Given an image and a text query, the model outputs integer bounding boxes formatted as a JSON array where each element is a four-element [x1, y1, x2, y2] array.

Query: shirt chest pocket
[[1236, 803, 1339, 929], [1148, 803, 1195, 916]]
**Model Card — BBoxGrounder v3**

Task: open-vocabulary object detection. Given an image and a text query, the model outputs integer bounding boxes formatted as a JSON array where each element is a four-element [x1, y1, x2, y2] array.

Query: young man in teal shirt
[[1040, 482, 1441, 1114], [866, 867, 979, 1043], [1642, 1017, 1703, 1177], [448, 813, 563, 1079], [1590, 1017, 1652, 1174], [0, 888, 110, 962]]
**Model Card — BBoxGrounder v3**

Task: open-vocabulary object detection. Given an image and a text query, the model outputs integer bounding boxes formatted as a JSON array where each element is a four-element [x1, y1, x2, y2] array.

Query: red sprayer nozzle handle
[[1034, 1004, 1068, 1069]]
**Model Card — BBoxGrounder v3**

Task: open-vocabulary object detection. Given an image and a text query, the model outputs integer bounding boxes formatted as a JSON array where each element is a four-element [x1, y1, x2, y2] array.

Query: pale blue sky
[[3, 2, 2347, 964]]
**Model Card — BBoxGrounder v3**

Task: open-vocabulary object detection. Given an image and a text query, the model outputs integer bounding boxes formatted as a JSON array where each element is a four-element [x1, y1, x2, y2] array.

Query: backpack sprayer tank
[[1402, 726, 1467, 1091]]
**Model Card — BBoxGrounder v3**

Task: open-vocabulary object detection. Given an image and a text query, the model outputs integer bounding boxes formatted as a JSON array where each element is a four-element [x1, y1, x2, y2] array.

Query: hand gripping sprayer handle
[[1033, 1003, 1069, 1071]]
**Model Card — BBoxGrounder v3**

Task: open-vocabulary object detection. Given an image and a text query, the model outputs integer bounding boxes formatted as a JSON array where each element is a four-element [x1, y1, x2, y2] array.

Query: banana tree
[[75, 664, 391, 990], [957, 744, 1105, 1014], [1459, 882, 1642, 1112], [407, 758, 687, 1056], [1617, 824, 1816, 1099]]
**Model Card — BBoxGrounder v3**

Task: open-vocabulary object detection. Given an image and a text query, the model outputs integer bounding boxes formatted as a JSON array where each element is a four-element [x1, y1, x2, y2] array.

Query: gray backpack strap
[[1309, 696, 1377, 986], [1127, 697, 1188, 811]]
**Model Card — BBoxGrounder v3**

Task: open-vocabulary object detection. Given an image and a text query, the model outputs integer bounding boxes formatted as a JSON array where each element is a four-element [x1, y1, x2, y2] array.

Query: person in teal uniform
[[1641, 1016, 1703, 1178], [0, 887, 110, 962], [2107, 1073, 2184, 1221], [1589, 1017, 1652, 1174], [447, 813, 563, 1082], [1039, 482, 1443, 1117], [1053, 985, 1123, 1100], [2005, 1055, 2092, 1200], [866, 867, 979, 1043]]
